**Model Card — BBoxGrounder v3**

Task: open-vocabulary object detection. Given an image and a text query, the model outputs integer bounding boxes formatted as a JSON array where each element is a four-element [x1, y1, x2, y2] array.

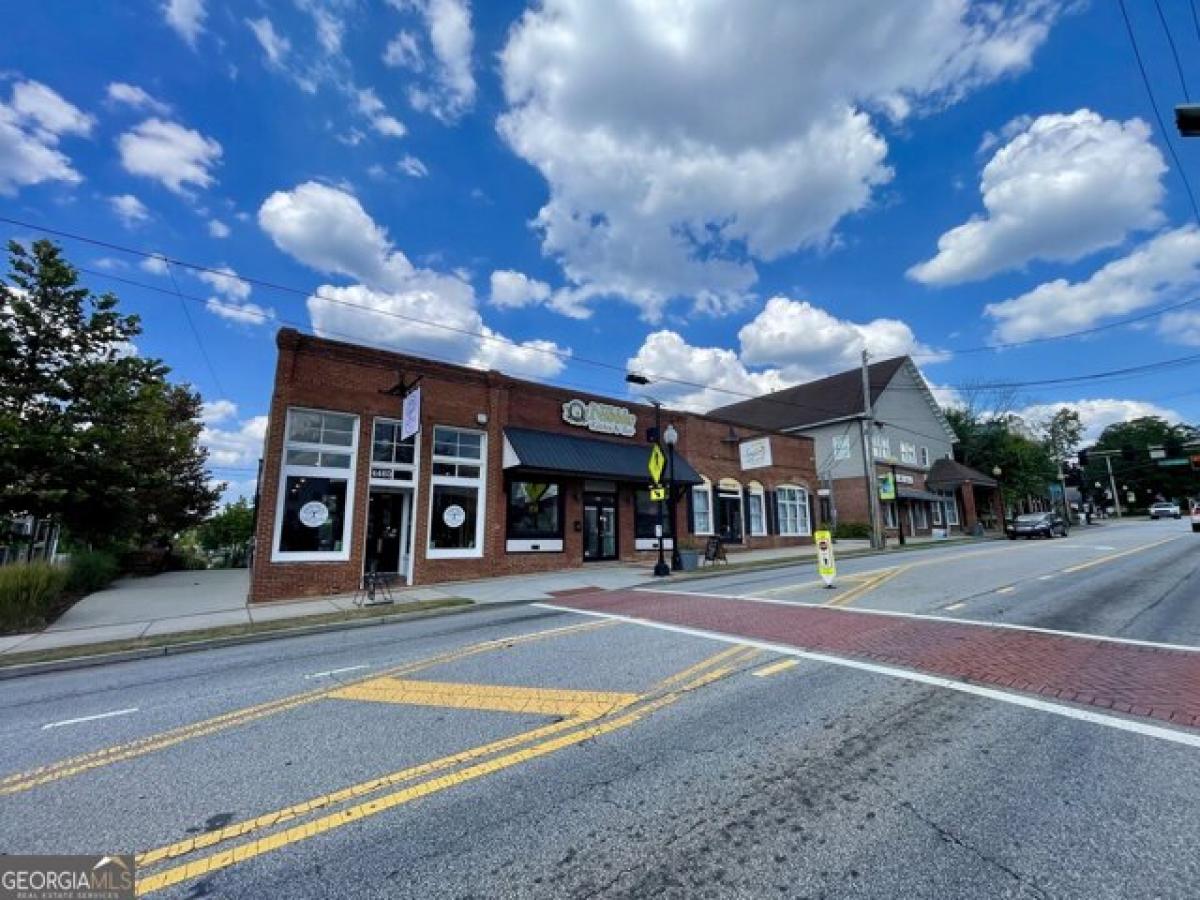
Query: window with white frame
[[370, 418, 416, 482], [872, 432, 890, 460], [931, 500, 943, 526], [944, 492, 960, 525], [900, 442, 917, 464], [882, 501, 898, 529], [275, 408, 359, 560], [747, 482, 767, 536], [428, 426, 487, 557], [691, 477, 713, 535], [919, 446, 930, 467], [912, 502, 928, 530], [776, 486, 811, 536], [831, 435, 851, 461]]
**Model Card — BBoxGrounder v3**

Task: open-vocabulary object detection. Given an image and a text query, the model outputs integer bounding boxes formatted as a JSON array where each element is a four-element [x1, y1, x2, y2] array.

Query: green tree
[[1041, 407, 1083, 463], [197, 498, 256, 552], [1085, 417, 1199, 509], [0, 240, 220, 547], [944, 406, 1058, 510]]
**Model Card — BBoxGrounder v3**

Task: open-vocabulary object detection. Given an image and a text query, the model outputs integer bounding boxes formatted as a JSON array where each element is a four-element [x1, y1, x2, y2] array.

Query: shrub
[[0, 562, 68, 632], [66, 550, 120, 595], [833, 521, 872, 540]]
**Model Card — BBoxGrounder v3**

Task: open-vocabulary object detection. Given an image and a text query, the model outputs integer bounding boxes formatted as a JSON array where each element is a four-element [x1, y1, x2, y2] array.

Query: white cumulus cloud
[[258, 181, 569, 379], [1017, 399, 1182, 443], [162, 0, 206, 46], [400, 0, 476, 122], [489, 270, 550, 309], [247, 16, 291, 68], [0, 80, 91, 195], [208, 218, 230, 238], [984, 226, 1200, 342], [110, 194, 150, 227], [910, 110, 1166, 285], [107, 82, 171, 115], [498, 0, 1058, 320], [117, 118, 222, 195]]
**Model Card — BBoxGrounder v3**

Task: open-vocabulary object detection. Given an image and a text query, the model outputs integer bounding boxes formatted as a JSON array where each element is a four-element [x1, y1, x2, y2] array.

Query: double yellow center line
[[134, 645, 761, 895]]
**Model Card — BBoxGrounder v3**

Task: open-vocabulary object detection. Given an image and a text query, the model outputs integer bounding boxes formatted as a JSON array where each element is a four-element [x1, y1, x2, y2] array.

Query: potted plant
[[677, 538, 702, 572]]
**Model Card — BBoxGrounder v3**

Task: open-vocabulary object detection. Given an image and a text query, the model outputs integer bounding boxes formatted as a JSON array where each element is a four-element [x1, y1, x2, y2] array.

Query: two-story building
[[710, 356, 1001, 539], [248, 330, 819, 602]]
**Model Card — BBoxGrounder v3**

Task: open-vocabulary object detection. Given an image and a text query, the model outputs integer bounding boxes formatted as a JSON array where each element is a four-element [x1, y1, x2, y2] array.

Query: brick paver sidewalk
[[549, 589, 1200, 730]]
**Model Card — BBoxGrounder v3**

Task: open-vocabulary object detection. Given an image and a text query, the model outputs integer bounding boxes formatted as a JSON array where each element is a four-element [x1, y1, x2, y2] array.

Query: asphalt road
[[1, 519, 1197, 898]]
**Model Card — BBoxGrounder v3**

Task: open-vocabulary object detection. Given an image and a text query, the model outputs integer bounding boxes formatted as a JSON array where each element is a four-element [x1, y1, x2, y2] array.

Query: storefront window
[[747, 482, 766, 536], [428, 426, 486, 558], [279, 477, 347, 553], [372, 420, 415, 465], [274, 408, 358, 561], [508, 481, 562, 539], [635, 489, 672, 538], [691, 479, 713, 534], [777, 486, 811, 536]]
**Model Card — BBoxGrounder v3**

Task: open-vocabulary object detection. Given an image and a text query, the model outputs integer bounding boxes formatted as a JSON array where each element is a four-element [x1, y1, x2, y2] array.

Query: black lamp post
[[664, 423, 680, 570], [992, 465, 1004, 530], [889, 461, 905, 547]]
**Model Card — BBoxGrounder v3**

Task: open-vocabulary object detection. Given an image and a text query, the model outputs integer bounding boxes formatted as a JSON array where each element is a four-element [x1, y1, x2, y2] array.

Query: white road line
[[304, 665, 369, 680], [535, 604, 1200, 750], [996, 586, 1016, 595], [42, 708, 138, 730], [1038, 575, 1054, 581], [632, 588, 1200, 653], [944, 602, 966, 611]]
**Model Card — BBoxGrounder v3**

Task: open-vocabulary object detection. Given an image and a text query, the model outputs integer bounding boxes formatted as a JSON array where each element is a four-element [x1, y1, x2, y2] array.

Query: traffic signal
[[1077, 449, 1089, 467]]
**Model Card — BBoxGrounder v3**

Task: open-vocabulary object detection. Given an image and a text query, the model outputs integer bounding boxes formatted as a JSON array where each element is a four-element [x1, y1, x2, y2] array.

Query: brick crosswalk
[[549, 590, 1200, 730]]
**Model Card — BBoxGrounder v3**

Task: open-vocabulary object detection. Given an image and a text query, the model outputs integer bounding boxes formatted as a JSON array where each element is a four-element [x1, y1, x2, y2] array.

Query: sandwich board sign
[[815, 529, 836, 587]]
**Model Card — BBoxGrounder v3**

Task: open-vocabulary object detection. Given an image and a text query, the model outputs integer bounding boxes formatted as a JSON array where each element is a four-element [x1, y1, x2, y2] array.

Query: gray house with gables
[[710, 356, 1001, 537]]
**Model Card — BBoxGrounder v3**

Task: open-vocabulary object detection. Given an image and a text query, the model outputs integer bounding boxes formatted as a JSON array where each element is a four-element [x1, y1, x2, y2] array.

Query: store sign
[[299, 501, 329, 528], [895, 473, 915, 485], [878, 473, 896, 501], [739, 437, 773, 470], [442, 504, 466, 528], [400, 386, 421, 442], [561, 399, 637, 437]]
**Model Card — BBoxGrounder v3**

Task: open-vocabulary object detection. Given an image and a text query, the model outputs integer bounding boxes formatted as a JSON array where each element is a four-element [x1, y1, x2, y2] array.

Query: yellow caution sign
[[649, 484, 666, 501], [648, 443, 666, 483], [815, 529, 836, 587]]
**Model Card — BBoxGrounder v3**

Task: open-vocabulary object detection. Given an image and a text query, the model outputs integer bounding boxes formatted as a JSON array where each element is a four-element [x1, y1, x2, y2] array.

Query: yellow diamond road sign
[[648, 443, 666, 483], [649, 485, 666, 501]]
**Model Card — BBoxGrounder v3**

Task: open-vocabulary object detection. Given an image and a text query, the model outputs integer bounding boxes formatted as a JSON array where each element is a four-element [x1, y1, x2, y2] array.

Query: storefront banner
[[878, 473, 896, 501], [400, 386, 421, 442], [738, 437, 772, 470]]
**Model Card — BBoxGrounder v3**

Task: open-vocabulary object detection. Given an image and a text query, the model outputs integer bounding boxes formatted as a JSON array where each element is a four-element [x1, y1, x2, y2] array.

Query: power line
[[1119, 0, 1200, 226], [7, 212, 1199, 384], [166, 261, 226, 397], [1154, 0, 1192, 100]]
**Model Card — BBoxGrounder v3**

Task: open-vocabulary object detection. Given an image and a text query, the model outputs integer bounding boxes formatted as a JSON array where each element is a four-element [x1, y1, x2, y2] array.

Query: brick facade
[[829, 464, 966, 539], [249, 330, 818, 602]]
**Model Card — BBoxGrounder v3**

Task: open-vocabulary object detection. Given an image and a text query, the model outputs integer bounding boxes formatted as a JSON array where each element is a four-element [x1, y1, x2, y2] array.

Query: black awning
[[898, 487, 946, 502], [503, 427, 702, 484]]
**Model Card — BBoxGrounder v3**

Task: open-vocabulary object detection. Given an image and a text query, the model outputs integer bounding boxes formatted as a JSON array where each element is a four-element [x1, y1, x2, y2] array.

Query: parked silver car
[[1149, 501, 1181, 520]]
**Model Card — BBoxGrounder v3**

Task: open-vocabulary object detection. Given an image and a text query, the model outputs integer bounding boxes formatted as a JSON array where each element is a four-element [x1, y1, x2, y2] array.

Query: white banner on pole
[[400, 386, 421, 442]]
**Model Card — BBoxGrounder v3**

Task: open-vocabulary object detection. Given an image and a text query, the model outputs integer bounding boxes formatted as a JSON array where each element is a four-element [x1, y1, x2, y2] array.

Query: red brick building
[[249, 330, 818, 602]]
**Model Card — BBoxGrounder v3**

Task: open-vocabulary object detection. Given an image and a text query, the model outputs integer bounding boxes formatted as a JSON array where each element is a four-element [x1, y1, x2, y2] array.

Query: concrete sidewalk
[[0, 533, 959, 658]]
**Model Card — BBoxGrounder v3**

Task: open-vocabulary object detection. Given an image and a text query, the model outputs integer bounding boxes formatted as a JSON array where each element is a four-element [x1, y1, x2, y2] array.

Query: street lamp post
[[890, 462, 905, 547], [664, 423, 680, 571], [992, 465, 1004, 531]]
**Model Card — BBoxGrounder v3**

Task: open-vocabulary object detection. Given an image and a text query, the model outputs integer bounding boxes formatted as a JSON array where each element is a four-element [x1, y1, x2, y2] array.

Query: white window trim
[[427, 426, 488, 559], [872, 434, 890, 460], [882, 501, 898, 529], [369, 416, 418, 486], [776, 485, 811, 537], [900, 442, 917, 464], [945, 494, 960, 526], [272, 407, 359, 563], [747, 483, 767, 537], [692, 477, 714, 536], [919, 446, 930, 468], [931, 500, 943, 526]]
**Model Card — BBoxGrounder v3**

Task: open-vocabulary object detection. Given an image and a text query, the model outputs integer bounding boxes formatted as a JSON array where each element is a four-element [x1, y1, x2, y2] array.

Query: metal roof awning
[[502, 427, 702, 484], [925, 458, 998, 490], [897, 487, 947, 502]]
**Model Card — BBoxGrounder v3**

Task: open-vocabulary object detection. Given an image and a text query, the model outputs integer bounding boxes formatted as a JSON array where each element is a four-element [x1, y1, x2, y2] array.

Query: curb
[[0, 598, 533, 681], [650, 535, 1000, 585]]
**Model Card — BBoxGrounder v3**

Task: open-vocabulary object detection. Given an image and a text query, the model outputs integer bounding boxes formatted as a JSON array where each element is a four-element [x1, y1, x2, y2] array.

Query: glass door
[[583, 492, 618, 561]]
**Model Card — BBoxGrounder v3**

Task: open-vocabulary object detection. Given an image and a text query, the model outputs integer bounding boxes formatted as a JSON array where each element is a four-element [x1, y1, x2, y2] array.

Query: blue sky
[[4, 0, 1200, 498]]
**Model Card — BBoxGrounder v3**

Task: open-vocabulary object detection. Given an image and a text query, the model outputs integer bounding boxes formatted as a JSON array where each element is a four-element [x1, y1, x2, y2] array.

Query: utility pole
[[1104, 454, 1123, 519], [859, 349, 883, 549]]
